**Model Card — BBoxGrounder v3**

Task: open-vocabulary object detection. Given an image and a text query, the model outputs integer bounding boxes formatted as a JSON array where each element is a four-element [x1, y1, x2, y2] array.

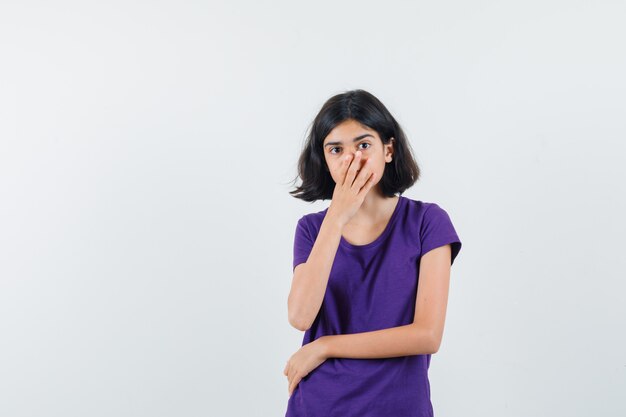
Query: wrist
[[322, 210, 346, 232], [317, 335, 332, 359]]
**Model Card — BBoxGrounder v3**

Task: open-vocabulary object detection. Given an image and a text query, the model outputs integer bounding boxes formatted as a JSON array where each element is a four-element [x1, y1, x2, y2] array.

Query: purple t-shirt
[[285, 195, 462, 417]]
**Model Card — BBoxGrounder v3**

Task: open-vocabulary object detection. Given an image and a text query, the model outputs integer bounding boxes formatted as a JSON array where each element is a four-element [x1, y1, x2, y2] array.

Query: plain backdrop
[[1, 1, 625, 416]]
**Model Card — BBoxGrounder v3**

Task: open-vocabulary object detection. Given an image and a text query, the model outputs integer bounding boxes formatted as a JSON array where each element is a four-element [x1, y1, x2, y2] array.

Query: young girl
[[283, 89, 462, 417]]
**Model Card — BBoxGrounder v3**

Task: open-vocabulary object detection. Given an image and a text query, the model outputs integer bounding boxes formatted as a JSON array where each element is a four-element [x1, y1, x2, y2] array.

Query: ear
[[386, 137, 395, 162]]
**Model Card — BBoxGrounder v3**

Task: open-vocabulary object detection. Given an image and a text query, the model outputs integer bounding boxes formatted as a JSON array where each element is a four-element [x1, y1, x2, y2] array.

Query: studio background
[[1, 1, 624, 416]]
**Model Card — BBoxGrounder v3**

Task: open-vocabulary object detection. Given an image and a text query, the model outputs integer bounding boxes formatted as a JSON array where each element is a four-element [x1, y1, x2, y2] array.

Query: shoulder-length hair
[[290, 89, 420, 202]]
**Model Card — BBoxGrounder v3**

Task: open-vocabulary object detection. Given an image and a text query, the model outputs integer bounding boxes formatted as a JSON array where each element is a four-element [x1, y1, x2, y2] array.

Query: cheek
[[374, 164, 385, 179], [331, 161, 344, 174], [328, 161, 343, 179], [324, 158, 336, 172], [366, 159, 384, 174]]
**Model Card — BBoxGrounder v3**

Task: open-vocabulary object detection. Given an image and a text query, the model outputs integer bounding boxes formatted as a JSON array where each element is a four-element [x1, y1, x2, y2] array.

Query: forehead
[[323, 120, 377, 144]]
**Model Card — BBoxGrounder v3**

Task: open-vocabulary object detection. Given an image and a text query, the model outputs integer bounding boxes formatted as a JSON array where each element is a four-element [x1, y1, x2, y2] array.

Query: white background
[[1, 1, 625, 416]]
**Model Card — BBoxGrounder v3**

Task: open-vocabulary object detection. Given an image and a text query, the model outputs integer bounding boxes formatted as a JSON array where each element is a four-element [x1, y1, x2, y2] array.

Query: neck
[[350, 186, 399, 224]]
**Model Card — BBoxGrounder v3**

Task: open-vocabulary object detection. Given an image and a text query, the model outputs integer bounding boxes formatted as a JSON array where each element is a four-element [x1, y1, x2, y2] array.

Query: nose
[[349, 151, 367, 169]]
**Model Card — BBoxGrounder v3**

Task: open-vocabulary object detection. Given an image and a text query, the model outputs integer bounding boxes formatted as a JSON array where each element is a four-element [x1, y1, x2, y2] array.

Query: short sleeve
[[420, 203, 462, 265], [293, 215, 314, 271]]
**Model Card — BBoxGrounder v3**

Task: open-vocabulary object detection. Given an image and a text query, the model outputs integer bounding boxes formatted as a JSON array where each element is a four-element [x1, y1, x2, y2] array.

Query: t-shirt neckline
[[337, 195, 405, 251]]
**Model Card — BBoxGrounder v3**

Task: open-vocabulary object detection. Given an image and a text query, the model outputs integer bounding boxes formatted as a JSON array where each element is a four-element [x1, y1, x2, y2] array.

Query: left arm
[[319, 322, 435, 358], [319, 243, 452, 358], [284, 244, 452, 396]]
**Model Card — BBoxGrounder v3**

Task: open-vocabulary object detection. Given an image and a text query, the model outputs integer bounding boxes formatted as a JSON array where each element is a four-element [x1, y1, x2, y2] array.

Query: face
[[322, 119, 394, 186]]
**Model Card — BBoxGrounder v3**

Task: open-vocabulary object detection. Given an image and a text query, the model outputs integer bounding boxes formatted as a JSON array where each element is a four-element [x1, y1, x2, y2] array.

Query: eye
[[329, 142, 370, 155]]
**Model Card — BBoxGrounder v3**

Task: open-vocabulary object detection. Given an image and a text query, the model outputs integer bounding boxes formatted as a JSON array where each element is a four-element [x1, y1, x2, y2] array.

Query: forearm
[[288, 214, 345, 330], [318, 324, 437, 359]]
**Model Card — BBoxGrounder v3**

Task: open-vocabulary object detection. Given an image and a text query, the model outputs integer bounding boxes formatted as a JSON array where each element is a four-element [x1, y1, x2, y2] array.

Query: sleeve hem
[[292, 257, 308, 272], [420, 236, 462, 265]]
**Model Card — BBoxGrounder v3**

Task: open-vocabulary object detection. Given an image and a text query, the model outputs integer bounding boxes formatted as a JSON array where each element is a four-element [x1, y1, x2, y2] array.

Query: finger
[[287, 367, 296, 387], [288, 368, 300, 394], [283, 362, 289, 376], [351, 158, 371, 190], [358, 171, 377, 197], [337, 153, 353, 186], [343, 151, 362, 186], [287, 369, 292, 394], [289, 373, 301, 396], [339, 153, 353, 178]]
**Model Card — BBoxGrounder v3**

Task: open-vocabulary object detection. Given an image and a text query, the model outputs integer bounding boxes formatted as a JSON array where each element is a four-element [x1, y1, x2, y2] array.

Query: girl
[[284, 89, 462, 417]]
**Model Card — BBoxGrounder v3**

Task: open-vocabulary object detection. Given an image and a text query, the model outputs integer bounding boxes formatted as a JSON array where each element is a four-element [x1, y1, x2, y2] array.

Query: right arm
[[287, 213, 344, 331], [287, 149, 376, 331]]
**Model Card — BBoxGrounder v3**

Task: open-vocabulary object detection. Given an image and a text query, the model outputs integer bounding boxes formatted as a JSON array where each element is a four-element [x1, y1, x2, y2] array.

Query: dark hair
[[289, 89, 420, 202]]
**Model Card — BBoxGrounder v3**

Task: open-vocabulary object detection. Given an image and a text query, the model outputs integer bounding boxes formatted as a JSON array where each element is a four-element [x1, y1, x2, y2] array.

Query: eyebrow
[[324, 134, 374, 148]]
